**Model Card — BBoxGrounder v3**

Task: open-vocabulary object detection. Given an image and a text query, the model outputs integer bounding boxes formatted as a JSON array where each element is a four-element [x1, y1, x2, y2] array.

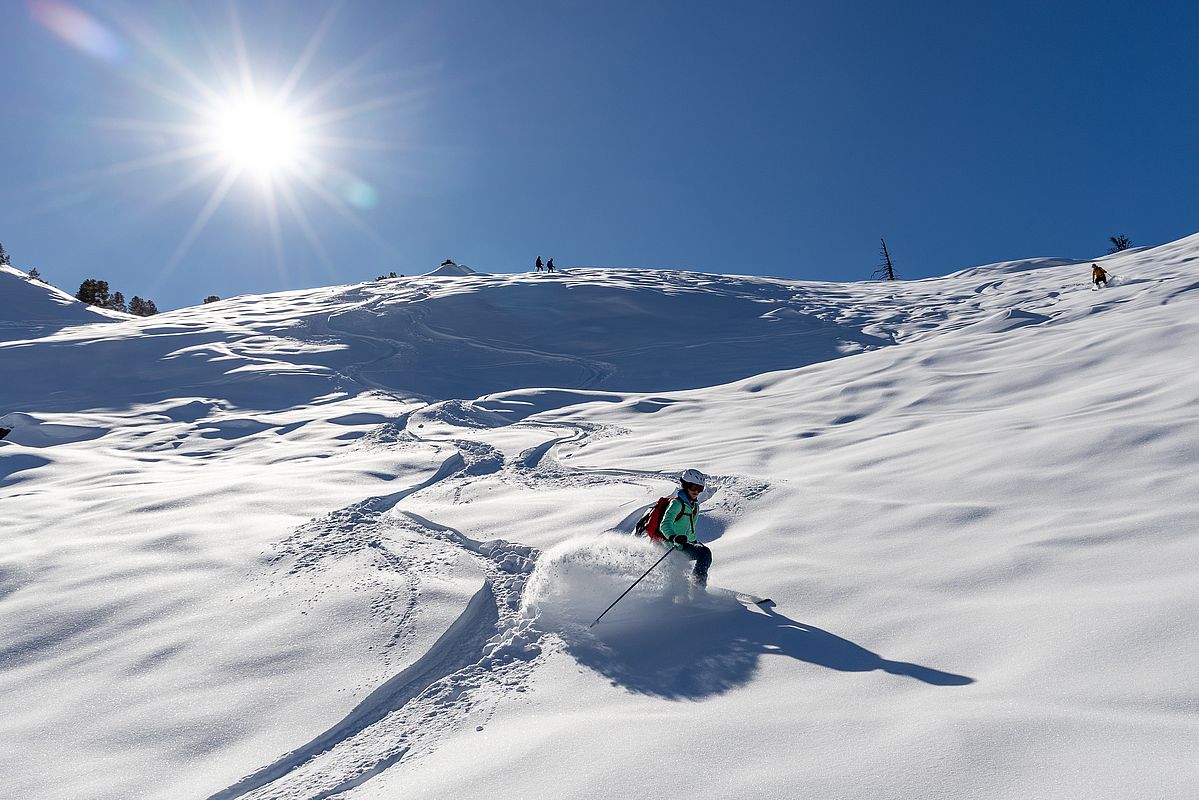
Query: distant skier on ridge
[[535, 256, 543, 272], [546, 258, 555, 273], [1092, 263, 1109, 289]]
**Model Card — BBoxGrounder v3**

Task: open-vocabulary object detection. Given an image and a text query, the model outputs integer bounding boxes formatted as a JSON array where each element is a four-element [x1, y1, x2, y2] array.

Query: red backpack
[[635, 496, 688, 542]]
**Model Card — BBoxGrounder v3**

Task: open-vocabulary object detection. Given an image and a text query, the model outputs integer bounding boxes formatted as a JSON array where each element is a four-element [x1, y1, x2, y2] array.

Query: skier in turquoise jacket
[[660, 468, 712, 587]]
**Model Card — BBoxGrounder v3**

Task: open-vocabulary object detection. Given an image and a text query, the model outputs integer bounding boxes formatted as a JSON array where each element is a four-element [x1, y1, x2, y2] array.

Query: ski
[[711, 586, 773, 606]]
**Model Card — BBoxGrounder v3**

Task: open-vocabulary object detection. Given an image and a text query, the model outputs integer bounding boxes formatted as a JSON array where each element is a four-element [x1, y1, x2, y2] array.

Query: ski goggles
[[681, 481, 704, 492]]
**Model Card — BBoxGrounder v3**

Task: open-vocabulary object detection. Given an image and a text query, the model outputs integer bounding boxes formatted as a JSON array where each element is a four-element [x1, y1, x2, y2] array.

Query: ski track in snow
[[209, 366, 774, 797], [210, 428, 537, 797]]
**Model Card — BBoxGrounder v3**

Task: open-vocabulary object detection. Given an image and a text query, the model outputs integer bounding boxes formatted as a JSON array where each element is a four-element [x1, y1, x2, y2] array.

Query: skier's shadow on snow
[[569, 599, 973, 699]]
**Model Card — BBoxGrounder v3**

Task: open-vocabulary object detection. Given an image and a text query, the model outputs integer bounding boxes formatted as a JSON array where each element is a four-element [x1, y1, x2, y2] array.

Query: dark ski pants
[[677, 541, 712, 585]]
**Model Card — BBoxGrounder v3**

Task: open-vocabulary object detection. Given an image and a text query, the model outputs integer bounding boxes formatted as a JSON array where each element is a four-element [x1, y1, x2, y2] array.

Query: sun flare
[[207, 95, 309, 177], [42, 2, 406, 274]]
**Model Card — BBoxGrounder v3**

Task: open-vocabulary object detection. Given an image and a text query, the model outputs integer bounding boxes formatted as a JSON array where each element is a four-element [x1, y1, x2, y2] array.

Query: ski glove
[[672, 535, 689, 545]]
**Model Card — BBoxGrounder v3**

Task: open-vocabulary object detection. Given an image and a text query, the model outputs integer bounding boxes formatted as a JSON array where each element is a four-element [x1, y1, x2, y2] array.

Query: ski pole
[[590, 544, 676, 628]]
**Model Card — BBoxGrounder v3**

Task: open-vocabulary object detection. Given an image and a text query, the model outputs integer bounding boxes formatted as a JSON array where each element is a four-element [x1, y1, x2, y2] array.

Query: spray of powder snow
[[521, 535, 695, 634], [520, 536, 767, 699]]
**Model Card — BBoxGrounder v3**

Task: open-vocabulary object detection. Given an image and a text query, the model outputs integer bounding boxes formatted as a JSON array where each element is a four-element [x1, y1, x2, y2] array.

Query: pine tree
[[128, 296, 158, 316], [0, 242, 10, 266], [105, 291, 128, 313], [872, 239, 899, 281], [27, 267, 41, 281], [76, 278, 111, 307], [203, 295, 220, 304]]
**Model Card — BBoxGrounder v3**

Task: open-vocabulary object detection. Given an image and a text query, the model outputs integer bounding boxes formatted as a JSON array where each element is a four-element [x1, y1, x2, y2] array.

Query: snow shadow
[[0, 452, 51, 486], [572, 601, 973, 698], [473, 389, 624, 423], [565, 597, 968, 695], [524, 538, 972, 699], [0, 412, 107, 447]]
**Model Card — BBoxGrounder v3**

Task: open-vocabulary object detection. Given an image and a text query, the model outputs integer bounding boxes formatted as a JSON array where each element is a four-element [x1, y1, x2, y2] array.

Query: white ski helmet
[[680, 468, 707, 487]]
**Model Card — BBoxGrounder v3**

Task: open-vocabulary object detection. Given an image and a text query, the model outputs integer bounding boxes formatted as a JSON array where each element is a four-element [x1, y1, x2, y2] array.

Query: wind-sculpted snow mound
[[407, 399, 512, 433], [0, 411, 108, 447], [423, 262, 480, 277]]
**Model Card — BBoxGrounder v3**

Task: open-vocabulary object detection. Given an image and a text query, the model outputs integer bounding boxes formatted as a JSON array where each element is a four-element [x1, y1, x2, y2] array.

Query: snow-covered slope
[[0, 265, 128, 342], [1, 238, 1196, 800]]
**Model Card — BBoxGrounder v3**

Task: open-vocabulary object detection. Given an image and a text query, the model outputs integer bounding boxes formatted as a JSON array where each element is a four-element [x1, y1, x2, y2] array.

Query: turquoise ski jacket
[[659, 491, 699, 544]]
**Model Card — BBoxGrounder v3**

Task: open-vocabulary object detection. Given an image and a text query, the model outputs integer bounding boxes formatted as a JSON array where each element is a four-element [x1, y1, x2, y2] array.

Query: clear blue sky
[[3, 0, 1197, 309]]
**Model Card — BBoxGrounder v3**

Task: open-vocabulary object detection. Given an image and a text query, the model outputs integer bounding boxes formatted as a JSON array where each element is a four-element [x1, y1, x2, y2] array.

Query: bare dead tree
[[872, 238, 898, 281], [1108, 234, 1132, 253]]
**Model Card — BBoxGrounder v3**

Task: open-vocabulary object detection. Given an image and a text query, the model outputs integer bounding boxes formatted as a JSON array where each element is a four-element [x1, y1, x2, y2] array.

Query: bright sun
[[59, 2, 404, 273], [207, 95, 309, 177]]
